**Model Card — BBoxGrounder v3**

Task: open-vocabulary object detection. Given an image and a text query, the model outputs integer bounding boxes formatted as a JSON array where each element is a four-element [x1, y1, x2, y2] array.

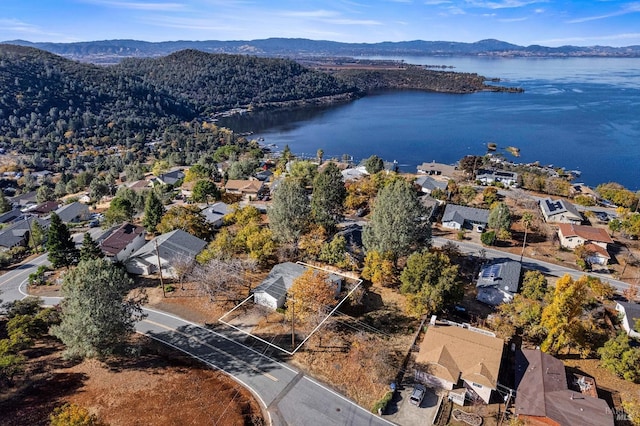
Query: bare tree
[[191, 257, 257, 304], [171, 255, 196, 290]]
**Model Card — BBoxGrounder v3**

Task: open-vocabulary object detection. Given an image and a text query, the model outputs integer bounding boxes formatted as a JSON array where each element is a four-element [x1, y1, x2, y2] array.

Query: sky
[[1, 1, 640, 47]]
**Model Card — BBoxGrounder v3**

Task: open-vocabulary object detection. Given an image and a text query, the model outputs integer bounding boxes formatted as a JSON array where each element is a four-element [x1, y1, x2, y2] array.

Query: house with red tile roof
[[558, 224, 614, 265]]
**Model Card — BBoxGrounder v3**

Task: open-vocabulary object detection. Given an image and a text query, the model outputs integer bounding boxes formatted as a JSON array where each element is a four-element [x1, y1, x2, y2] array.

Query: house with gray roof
[[539, 198, 582, 224], [100, 222, 146, 263], [252, 262, 343, 310], [152, 169, 185, 186], [0, 208, 22, 225], [515, 349, 613, 426], [125, 229, 206, 278], [441, 204, 490, 231], [476, 169, 519, 187], [476, 259, 522, 305], [615, 300, 640, 339], [414, 175, 447, 195], [55, 202, 90, 223], [201, 202, 231, 228], [0, 217, 49, 252]]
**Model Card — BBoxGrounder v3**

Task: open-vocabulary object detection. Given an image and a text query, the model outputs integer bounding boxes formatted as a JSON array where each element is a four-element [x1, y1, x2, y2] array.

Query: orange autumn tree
[[286, 269, 336, 323]]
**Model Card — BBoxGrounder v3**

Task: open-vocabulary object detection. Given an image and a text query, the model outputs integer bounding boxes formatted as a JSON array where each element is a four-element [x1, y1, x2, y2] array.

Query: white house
[[252, 262, 342, 310], [615, 301, 640, 339], [539, 198, 582, 224], [441, 204, 490, 232], [558, 223, 614, 265], [476, 169, 519, 187], [99, 222, 146, 263], [126, 229, 206, 278], [414, 175, 447, 195]]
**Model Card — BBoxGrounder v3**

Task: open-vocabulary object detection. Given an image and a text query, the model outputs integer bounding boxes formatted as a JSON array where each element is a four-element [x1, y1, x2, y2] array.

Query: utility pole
[[291, 298, 295, 349], [155, 239, 165, 298]]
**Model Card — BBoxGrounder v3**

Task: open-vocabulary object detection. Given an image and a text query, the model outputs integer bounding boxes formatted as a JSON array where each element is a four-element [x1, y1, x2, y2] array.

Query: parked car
[[409, 384, 426, 406]]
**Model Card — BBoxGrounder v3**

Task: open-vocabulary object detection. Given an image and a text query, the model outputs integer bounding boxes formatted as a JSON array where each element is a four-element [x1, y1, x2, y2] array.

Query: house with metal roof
[[441, 204, 490, 231], [125, 229, 206, 277], [414, 321, 504, 404], [515, 349, 613, 426], [99, 222, 146, 263], [252, 262, 342, 310], [476, 259, 522, 305], [539, 198, 582, 224]]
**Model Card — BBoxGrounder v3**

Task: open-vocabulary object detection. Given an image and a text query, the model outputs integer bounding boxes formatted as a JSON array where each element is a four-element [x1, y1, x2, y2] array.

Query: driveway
[[384, 383, 441, 426]]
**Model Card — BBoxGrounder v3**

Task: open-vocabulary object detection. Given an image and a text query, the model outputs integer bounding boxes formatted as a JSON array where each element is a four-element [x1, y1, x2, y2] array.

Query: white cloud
[[0, 18, 73, 40], [280, 10, 339, 18], [423, 0, 451, 4], [498, 16, 528, 22]]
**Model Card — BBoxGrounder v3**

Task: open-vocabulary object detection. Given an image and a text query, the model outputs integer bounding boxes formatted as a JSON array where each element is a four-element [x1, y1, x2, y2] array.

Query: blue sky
[[1, 1, 640, 47]]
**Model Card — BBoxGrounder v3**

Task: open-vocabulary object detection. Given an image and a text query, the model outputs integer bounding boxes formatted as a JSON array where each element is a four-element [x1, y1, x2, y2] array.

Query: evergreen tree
[[79, 233, 103, 262], [46, 213, 78, 268], [0, 192, 11, 213], [363, 179, 429, 260], [50, 258, 146, 359], [142, 191, 165, 232], [488, 201, 512, 231], [268, 178, 310, 245], [104, 196, 134, 226], [191, 179, 221, 204], [363, 155, 384, 174], [311, 162, 346, 231], [28, 220, 46, 252]]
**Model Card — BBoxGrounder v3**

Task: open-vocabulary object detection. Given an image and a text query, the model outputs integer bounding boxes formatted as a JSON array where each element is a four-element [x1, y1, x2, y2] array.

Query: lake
[[219, 57, 640, 190]]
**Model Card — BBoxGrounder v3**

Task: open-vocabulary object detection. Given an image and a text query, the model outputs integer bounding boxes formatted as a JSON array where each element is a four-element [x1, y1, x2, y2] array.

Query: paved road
[[0, 235, 393, 426], [432, 236, 632, 293]]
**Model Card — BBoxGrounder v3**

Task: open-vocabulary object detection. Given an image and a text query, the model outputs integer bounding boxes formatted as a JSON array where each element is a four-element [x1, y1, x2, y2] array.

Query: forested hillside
[[0, 45, 357, 156]]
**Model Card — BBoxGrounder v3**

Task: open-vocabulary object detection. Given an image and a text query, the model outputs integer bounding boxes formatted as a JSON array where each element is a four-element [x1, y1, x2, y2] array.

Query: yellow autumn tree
[[286, 269, 336, 323], [361, 251, 395, 287]]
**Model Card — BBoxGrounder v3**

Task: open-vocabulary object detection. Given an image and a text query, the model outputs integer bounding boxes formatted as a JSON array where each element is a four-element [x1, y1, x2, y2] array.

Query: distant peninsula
[[4, 38, 640, 65]]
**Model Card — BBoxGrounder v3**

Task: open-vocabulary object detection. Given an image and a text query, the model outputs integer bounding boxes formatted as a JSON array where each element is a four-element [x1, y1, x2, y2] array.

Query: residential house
[[0, 217, 48, 252], [341, 166, 368, 182], [126, 179, 152, 192], [255, 170, 274, 182], [125, 229, 206, 277], [10, 191, 37, 210], [414, 321, 504, 404], [419, 195, 442, 222], [476, 259, 522, 305], [615, 300, 640, 339], [539, 198, 582, 224], [28, 201, 59, 216], [515, 349, 614, 426], [417, 161, 458, 179], [55, 202, 90, 223], [441, 204, 490, 232], [476, 169, 519, 187], [415, 175, 448, 195], [252, 262, 343, 310], [201, 202, 231, 228], [152, 169, 185, 186], [224, 179, 264, 200], [557, 223, 614, 265], [99, 222, 146, 263], [0, 208, 22, 225]]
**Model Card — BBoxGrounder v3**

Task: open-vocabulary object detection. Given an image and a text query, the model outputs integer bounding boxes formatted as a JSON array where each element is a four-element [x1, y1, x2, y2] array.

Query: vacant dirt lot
[[0, 335, 264, 426]]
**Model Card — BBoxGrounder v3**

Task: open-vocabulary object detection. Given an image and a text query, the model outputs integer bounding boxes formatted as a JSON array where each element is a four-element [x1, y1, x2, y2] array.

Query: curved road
[[1, 234, 632, 425], [0, 252, 392, 426]]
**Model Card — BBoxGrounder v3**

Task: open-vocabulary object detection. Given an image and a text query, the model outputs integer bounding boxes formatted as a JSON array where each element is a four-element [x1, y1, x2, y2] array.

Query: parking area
[[383, 384, 441, 426]]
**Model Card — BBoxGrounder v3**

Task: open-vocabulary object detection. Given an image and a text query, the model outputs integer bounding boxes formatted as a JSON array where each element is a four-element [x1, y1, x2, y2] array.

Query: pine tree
[[268, 178, 310, 245], [0, 192, 11, 213], [311, 162, 346, 231], [142, 191, 165, 232], [363, 179, 430, 260], [79, 233, 103, 262], [50, 258, 146, 359], [46, 213, 78, 268]]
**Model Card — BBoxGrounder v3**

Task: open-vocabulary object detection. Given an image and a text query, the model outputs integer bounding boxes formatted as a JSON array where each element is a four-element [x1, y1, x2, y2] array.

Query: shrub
[[371, 391, 394, 414], [164, 284, 175, 293], [480, 231, 496, 246], [50, 403, 105, 426]]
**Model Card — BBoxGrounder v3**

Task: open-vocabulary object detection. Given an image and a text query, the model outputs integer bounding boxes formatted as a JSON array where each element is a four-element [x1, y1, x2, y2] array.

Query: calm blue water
[[220, 57, 640, 190]]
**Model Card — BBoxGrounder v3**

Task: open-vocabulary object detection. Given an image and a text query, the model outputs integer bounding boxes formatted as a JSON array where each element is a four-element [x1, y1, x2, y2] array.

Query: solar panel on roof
[[481, 264, 501, 279]]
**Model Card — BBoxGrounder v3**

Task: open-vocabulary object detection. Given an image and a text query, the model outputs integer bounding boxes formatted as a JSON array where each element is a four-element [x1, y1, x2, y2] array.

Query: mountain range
[[4, 38, 640, 64]]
